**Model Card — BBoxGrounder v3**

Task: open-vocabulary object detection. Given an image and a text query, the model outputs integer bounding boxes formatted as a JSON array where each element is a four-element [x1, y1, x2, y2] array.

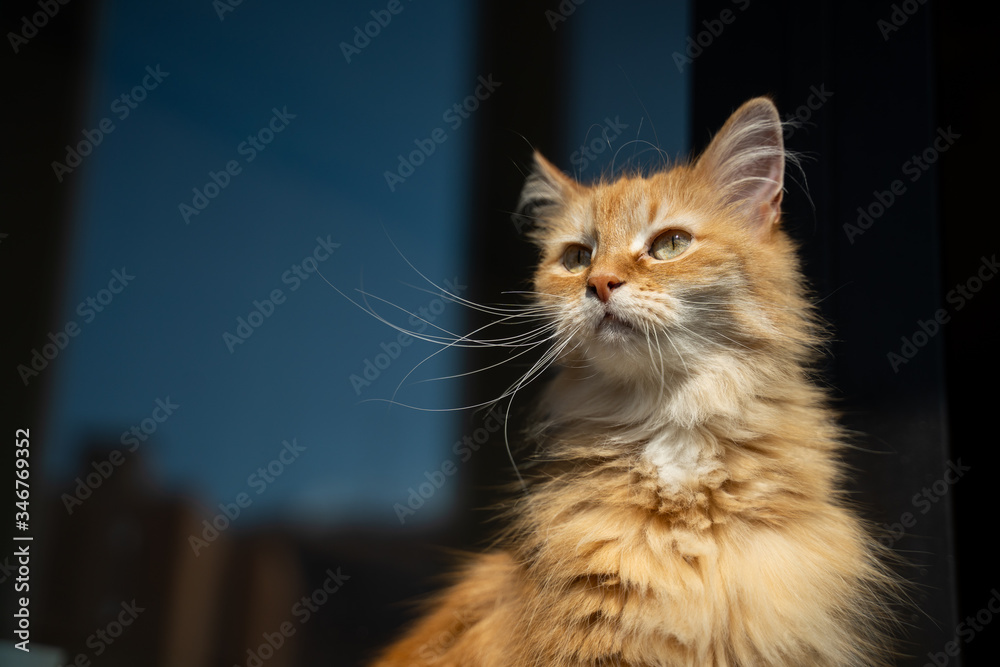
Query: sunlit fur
[[372, 98, 903, 666]]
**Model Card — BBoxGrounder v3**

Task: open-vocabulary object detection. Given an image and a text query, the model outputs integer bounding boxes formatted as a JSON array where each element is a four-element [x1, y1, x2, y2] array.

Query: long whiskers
[[315, 251, 582, 488]]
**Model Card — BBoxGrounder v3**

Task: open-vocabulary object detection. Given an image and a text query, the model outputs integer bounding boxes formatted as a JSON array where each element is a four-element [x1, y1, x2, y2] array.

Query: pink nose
[[587, 273, 625, 303]]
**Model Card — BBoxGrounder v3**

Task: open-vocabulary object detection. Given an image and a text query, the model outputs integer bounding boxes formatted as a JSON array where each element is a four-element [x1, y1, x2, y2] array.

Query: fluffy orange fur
[[372, 98, 903, 666]]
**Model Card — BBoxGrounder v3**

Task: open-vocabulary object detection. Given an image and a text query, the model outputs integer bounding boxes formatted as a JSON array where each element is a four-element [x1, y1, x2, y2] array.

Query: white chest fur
[[641, 426, 719, 490]]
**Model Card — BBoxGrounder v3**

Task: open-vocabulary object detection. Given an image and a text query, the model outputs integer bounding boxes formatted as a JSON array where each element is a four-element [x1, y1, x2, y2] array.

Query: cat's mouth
[[597, 312, 635, 334]]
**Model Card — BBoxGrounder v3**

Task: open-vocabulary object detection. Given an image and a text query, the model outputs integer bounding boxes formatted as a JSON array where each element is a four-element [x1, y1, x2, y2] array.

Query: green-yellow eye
[[562, 245, 592, 273], [650, 230, 692, 260]]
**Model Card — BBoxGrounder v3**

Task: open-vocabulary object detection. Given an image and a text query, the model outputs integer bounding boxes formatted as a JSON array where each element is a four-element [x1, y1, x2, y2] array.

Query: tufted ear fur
[[513, 151, 581, 243], [694, 97, 786, 234]]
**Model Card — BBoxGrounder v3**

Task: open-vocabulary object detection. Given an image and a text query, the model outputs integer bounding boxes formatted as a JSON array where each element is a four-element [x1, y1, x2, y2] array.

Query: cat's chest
[[640, 427, 722, 492]]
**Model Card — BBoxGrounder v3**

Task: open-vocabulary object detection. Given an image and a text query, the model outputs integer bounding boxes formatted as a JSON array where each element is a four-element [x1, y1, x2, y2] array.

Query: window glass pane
[[43, 0, 474, 528]]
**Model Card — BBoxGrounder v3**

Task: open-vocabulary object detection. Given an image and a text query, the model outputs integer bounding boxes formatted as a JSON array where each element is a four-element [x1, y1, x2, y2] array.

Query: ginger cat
[[372, 98, 902, 666]]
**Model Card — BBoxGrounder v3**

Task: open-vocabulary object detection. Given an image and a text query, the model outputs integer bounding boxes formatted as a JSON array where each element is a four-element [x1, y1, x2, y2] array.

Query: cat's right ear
[[514, 152, 580, 241], [693, 97, 786, 235]]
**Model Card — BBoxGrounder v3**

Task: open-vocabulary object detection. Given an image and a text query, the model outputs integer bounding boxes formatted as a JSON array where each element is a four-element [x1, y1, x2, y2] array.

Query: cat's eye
[[561, 245, 592, 273], [650, 230, 692, 260]]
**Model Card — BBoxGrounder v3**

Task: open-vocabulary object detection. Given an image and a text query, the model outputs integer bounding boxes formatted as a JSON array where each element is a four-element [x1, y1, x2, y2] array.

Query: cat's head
[[517, 98, 817, 408]]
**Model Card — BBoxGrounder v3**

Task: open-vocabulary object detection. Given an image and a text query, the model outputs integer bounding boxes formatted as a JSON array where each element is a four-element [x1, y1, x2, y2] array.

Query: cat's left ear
[[515, 152, 581, 241], [695, 97, 785, 234]]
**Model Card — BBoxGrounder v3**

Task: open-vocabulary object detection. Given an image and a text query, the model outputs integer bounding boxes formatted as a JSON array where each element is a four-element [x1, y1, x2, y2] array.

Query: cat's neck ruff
[[540, 349, 803, 491]]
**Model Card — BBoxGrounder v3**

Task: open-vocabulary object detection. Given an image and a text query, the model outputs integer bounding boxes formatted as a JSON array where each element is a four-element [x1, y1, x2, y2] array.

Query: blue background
[[42, 0, 689, 530]]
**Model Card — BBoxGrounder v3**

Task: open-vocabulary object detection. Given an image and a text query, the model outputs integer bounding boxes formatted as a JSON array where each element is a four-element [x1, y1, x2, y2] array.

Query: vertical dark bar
[[690, 0, 961, 663], [936, 2, 1000, 665], [1, 0, 98, 634], [459, 1, 572, 546]]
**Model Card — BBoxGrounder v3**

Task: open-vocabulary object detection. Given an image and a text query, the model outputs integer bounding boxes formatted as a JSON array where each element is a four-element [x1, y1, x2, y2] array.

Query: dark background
[[2, 0, 996, 665]]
